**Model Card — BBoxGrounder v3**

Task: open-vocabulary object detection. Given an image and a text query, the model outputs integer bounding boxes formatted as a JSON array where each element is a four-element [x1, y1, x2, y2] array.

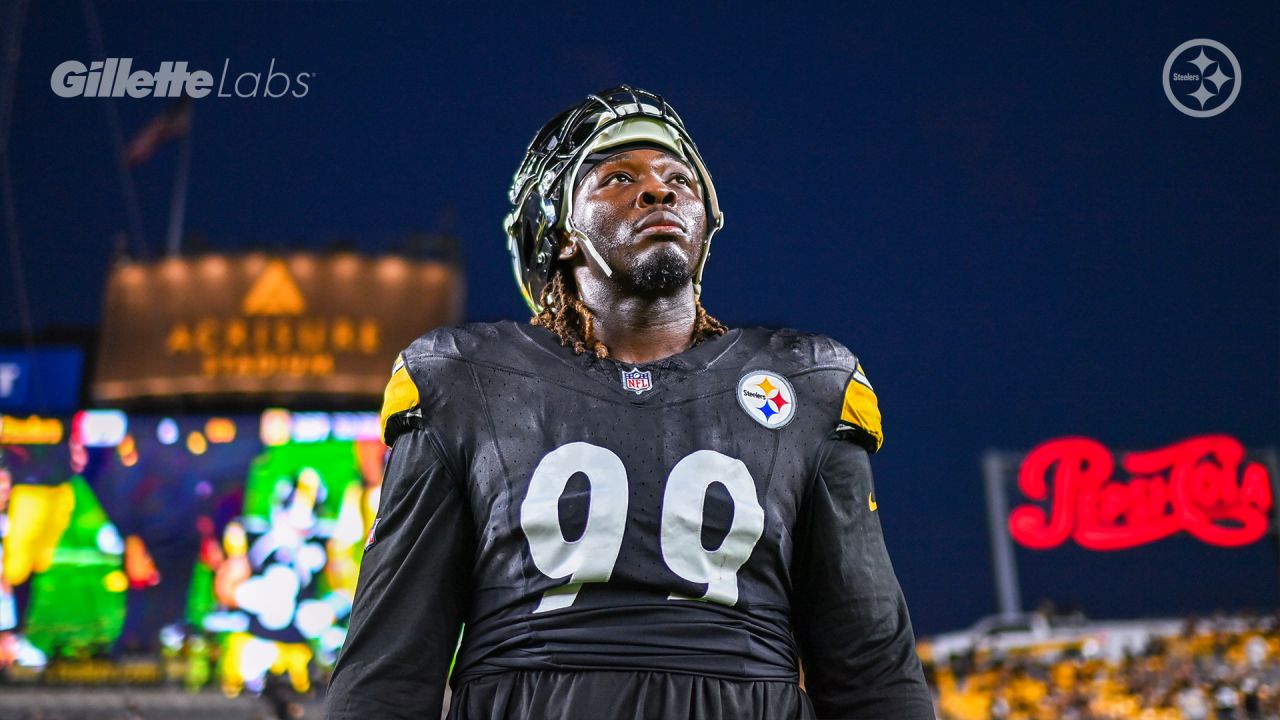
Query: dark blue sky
[[4, 2, 1278, 634]]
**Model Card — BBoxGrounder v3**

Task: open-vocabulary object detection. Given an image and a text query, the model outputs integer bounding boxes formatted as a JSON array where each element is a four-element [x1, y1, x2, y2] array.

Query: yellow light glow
[[331, 253, 361, 278], [260, 409, 292, 446], [187, 431, 208, 455], [118, 264, 145, 285], [205, 417, 237, 444], [377, 257, 407, 281], [104, 570, 129, 593], [223, 520, 247, 557], [0, 415, 65, 445], [160, 257, 188, 281], [290, 254, 316, 278], [200, 255, 229, 277]]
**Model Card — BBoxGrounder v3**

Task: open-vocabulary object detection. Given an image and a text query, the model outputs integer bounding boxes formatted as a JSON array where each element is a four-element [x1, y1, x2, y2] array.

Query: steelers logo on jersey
[[736, 370, 797, 429]]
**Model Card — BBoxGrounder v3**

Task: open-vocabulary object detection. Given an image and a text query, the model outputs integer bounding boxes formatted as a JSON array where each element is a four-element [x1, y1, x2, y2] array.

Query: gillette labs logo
[[51, 59, 313, 98]]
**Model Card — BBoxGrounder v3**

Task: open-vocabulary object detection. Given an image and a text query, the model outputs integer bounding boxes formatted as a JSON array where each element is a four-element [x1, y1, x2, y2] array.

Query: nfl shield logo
[[621, 367, 653, 394]]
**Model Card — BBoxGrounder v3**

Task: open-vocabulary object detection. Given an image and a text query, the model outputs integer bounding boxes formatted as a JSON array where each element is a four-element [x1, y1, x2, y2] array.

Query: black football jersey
[[327, 321, 931, 720]]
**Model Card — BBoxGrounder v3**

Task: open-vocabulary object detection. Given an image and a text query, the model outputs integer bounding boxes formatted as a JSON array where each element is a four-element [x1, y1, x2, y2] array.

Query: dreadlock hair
[[530, 265, 729, 359]]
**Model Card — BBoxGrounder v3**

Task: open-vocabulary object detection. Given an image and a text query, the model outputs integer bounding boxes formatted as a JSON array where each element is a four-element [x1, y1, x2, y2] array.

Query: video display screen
[[0, 409, 384, 693]]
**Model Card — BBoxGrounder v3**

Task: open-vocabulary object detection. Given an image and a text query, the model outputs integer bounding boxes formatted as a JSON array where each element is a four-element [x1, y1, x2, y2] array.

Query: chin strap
[[566, 222, 613, 278], [691, 213, 724, 299]]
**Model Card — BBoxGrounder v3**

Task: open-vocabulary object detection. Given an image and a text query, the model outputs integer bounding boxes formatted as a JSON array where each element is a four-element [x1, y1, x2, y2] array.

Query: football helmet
[[504, 86, 724, 314]]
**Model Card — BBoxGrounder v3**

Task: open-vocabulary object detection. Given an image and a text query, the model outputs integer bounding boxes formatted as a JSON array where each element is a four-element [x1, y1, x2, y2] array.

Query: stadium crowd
[[924, 612, 1280, 720]]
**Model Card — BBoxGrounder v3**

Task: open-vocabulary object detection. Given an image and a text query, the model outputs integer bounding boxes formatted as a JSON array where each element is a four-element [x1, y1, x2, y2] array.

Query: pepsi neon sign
[[1009, 435, 1274, 551]]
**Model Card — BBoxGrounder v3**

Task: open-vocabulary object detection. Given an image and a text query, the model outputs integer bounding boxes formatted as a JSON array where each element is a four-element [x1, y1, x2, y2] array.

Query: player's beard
[[623, 242, 695, 295]]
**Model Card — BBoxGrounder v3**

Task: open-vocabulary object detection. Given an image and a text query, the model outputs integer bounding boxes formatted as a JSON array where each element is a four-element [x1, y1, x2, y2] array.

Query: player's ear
[[556, 231, 577, 261]]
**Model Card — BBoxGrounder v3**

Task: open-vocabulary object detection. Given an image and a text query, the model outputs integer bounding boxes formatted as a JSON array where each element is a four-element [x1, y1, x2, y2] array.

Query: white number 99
[[520, 442, 629, 613], [520, 443, 764, 612], [661, 450, 765, 606]]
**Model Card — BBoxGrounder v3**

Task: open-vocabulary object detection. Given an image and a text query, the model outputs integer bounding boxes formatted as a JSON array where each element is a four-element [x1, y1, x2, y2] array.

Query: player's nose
[[637, 176, 676, 207]]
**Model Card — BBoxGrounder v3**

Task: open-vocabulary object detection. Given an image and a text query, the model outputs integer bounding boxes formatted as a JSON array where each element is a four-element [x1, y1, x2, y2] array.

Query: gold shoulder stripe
[[840, 362, 883, 452], [379, 354, 421, 445]]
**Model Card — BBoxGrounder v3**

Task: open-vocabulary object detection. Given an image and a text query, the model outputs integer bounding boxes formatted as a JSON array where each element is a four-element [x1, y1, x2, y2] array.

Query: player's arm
[[790, 362, 933, 719], [326, 356, 475, 720]]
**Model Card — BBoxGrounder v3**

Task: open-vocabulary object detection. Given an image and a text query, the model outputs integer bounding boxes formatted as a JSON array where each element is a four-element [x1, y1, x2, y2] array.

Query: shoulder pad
[[835, 360, 883, 453], [379, 353, 422, 446]]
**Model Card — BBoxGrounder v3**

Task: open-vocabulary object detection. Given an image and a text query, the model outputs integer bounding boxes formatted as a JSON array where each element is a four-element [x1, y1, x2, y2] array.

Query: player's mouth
[[634, 211, 687, 238]]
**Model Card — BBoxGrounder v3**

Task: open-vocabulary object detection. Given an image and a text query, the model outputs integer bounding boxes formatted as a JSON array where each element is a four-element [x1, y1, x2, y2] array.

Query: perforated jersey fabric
[[327, 321, 932, 720]]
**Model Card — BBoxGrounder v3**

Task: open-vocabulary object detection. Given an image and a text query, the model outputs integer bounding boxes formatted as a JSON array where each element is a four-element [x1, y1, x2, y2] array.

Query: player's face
[[568, 148, 707, 295]]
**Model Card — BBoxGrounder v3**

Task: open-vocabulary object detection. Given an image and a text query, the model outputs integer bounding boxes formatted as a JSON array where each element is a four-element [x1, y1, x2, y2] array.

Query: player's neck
[[581, 287, 697, 365]]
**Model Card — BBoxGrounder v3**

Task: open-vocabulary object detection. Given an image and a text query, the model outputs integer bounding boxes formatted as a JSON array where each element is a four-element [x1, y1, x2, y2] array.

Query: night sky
[[3, 2, 1278, 635]]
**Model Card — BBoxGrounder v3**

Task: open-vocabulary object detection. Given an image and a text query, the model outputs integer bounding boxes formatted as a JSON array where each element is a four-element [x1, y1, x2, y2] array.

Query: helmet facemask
[[505, 86, 723, 314]]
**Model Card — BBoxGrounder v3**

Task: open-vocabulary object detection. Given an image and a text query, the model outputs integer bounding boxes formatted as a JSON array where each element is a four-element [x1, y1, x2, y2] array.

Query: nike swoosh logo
[[868, 491, 878, 512]]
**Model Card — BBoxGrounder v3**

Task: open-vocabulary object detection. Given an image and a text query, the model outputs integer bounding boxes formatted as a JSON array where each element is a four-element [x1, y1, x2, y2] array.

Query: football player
[[327, 86, 932, 719]]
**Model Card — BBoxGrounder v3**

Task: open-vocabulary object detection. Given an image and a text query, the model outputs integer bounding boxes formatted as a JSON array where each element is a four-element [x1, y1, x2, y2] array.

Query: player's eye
[[669, 173, 693, 187], [605, 172, 632, 184]]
